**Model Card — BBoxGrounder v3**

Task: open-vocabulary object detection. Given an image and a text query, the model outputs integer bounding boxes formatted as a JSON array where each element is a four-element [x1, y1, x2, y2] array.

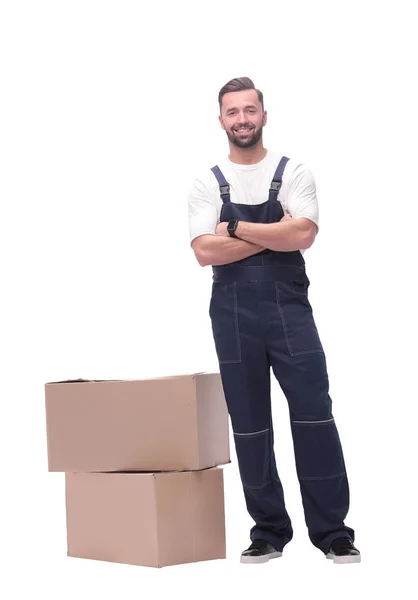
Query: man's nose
[[236, 112, 248, 124]]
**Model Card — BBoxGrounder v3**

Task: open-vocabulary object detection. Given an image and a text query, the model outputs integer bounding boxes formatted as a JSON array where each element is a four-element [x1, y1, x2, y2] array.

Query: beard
[[226, 124, 263, 148]]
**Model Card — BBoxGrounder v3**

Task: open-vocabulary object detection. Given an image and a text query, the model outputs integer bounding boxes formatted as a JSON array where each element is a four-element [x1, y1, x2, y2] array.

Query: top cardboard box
[[45, 372, 230, 473]]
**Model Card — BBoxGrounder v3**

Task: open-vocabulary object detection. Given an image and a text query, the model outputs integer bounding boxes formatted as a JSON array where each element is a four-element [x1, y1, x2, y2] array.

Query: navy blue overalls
[[209, 156, 354, 554]]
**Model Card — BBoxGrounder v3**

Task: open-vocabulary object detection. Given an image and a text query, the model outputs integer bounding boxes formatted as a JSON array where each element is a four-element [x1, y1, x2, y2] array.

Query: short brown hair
[[218, 77, 264, 112]]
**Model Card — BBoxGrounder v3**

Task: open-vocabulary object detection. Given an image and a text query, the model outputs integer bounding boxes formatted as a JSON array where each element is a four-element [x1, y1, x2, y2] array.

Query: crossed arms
[[191, 216, 318, 267]]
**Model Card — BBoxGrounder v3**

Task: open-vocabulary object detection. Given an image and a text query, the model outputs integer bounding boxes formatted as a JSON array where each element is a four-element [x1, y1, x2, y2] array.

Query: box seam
[[153, 474, 162, 567], [194, 376, 203, 470], [189, 472, 197, 563]]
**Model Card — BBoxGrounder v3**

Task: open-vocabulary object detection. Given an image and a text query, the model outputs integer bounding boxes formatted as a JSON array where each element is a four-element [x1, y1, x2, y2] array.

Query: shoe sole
[[240, 551, 283, 564], [326, 553, 361, 564]]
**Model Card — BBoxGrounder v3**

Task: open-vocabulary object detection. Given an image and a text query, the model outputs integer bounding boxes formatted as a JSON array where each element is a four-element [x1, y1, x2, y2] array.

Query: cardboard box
[[65, 468, 226, 568], [45, 373, 230, 473]]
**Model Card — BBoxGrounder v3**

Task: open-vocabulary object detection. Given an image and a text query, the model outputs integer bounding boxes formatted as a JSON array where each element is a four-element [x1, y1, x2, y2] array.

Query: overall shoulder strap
[[268, 156, 290, 202], [211, 165, 231, 203]]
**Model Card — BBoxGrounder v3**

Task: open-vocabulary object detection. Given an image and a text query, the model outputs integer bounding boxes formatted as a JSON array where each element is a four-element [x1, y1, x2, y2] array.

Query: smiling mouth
[[234, 127, 253, 134]]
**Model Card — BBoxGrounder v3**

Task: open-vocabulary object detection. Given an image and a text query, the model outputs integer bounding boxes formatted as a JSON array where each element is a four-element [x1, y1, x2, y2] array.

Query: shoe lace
[[333, 537, 355, 551], [249, 539, 267, 550]]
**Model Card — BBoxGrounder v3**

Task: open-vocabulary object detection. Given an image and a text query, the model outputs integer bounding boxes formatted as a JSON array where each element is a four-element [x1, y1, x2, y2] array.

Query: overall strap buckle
[[211, 165, 231, 204], [268, 156, 289, 202], [269, 180, 282, 192], [220, 184, 230, 198]]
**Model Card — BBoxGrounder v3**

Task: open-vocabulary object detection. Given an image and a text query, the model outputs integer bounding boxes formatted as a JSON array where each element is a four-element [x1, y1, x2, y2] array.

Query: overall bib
[[209, 156, 354, 554]]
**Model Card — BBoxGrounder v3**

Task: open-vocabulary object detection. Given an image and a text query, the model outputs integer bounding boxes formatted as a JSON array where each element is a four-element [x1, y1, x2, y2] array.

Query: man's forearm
[[194, 235, 264, 266], [236, 218, 316, 251]]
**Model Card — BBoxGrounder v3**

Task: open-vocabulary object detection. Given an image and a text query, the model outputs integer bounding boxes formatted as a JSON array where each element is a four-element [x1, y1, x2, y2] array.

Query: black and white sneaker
[[240, 539, 283, 564], [326, 537, 361, 564]]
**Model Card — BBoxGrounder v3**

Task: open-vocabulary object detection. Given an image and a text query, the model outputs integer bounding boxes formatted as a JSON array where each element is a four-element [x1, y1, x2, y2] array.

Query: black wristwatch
[[227, 219, 240, 238]]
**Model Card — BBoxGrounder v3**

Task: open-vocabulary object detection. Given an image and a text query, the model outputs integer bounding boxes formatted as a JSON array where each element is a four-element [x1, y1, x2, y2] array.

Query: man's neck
[[228, 143, 267, 165]]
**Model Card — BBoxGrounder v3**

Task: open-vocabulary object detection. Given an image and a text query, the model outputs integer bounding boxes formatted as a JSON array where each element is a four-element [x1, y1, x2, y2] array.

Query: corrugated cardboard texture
[[154, 471, 196, 566], [45, 373, 230, 472], [65, 469, 226, 568], [66, 472, 159, 567], [188, 468, 226, 561], [155, 469, 226, 566]]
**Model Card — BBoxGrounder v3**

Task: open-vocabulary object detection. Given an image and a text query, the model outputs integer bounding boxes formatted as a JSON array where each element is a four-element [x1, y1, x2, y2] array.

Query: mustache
[[233, 124, 255, 131]]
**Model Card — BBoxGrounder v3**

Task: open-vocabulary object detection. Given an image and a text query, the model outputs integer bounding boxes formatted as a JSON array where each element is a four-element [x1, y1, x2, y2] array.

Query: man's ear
[[219, 115, 226, 131]]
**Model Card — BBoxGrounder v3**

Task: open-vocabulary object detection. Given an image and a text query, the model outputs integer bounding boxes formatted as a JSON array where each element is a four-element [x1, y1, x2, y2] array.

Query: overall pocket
[[275, 279, 323, 357], [292, 272, 311, 295], [209, 282, 242, 364]]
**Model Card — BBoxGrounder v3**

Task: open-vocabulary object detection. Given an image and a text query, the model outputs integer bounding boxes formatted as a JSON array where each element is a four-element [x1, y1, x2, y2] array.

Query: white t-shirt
[[188, 150, 319, 245]]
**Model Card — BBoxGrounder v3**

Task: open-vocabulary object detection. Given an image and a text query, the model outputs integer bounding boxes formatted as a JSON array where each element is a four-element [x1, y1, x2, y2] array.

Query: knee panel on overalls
[[291, 418, 346, 481], [233, 428, 272, 489]]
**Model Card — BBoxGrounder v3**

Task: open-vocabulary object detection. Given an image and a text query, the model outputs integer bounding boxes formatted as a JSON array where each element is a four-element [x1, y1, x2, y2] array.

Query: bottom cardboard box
[[65, 467, 226, 568]]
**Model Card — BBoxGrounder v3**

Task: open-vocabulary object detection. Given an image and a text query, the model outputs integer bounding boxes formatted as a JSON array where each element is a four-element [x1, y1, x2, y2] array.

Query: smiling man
[[188, 77, 360, 565]]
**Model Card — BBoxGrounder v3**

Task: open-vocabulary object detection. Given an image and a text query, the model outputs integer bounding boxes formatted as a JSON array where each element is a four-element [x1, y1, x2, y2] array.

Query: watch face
[[228, 220, 237, 231]]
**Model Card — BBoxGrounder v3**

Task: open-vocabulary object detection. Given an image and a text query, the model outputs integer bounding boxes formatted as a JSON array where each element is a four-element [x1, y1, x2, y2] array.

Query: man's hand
[[215, 222, 229, 237], [233, 212, 316, 252], [217, 214, 291, 237]]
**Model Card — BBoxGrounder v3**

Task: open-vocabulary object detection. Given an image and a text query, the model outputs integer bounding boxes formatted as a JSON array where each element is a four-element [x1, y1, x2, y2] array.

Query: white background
[[1, 0, 417, 597]]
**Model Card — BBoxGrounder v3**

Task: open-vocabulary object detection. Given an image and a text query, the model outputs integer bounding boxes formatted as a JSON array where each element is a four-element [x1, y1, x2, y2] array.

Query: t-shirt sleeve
[[285, 163, 319, 229], [188, 175, 218, 243]]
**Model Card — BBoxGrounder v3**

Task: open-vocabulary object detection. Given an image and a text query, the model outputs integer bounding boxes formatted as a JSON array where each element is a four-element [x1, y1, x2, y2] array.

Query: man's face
[[219, 89, 267, 148]]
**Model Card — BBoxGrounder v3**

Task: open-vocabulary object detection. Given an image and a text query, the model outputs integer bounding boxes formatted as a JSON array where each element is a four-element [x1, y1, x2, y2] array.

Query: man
[[188, 77, 360, 565]]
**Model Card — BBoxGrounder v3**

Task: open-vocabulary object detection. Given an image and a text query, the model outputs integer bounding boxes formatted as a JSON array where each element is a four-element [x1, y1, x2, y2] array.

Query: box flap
[[45, 376, 200, 472], [45, 378, 123, 385], [45, 373, 216, 385]]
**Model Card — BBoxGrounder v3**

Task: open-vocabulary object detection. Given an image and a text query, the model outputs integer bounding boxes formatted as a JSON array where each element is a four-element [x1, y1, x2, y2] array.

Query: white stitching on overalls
[[299, 471, 346, 482], [234, 428, 270, 437], [274, 284, 293, 356], [233, 281, 242, 362], [274, 282, 323, 357], [292, 418, 335, 424], [216, 281, 242, 364]]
